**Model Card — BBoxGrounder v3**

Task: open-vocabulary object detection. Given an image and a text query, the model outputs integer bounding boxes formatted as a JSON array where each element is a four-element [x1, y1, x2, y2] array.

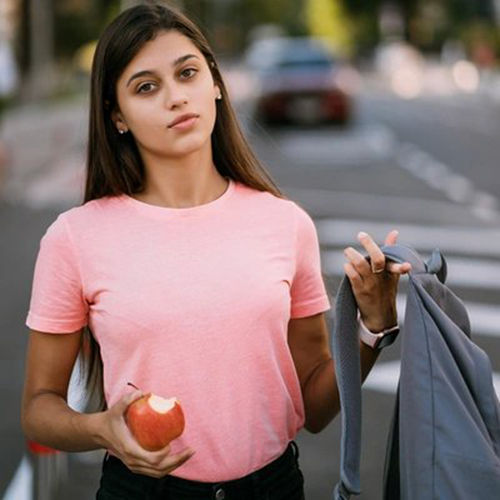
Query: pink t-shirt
[[26, 178, 331, 481]]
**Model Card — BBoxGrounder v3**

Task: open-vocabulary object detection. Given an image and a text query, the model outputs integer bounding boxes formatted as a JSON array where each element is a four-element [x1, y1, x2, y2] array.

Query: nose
[[164, 82, 188, 109]]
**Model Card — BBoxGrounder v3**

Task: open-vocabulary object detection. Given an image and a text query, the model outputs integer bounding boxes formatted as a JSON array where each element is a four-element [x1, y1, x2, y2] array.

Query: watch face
[[377, 330, 400, 349]]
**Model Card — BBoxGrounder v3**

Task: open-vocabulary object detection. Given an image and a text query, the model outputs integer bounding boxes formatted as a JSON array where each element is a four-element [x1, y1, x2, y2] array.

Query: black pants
[[96, 441, 305, 499]]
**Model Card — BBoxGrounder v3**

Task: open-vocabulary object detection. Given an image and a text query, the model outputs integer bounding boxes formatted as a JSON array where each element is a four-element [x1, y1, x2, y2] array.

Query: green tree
[[304, 0, 380, 57], [305, 0, 354, 56]]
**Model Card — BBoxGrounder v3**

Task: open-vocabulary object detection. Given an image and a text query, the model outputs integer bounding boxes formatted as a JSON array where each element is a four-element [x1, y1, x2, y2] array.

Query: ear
[[214, 84, 221, 99], [111, 109, 127, 130]]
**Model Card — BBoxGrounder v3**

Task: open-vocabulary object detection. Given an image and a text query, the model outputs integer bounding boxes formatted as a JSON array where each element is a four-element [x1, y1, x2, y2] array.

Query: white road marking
[[364, 360, 500, 397], [274, 119, 499, 221], [327, 294, 499, 338], [282, 186, 488, 226], [395, 294, 499, 338], [323, 250, 500, 290], [2, 455, 31, 500], [2, 357, 94, 500], [396, 140, 499, 221], [317, 218, 500, 257]]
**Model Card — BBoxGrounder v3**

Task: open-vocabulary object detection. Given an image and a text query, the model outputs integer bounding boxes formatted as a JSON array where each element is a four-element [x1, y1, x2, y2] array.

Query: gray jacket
[[331, 244, 500, 499]]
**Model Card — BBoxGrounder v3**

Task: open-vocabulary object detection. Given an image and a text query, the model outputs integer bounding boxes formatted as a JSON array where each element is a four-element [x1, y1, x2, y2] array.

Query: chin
[[168, 133, 211, 157]]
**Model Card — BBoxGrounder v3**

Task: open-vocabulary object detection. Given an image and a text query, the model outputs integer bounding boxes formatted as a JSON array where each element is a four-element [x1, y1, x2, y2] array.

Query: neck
[[133, 141, 228, 208]]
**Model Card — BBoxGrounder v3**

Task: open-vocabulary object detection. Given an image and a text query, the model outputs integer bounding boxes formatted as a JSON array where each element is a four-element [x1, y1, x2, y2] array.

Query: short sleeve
[[25, 214, 88, 333], [290, 204, 331, 319]]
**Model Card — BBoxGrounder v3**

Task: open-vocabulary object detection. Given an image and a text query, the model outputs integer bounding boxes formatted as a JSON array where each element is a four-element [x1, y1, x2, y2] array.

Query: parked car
[[244, 36, 352, 126]]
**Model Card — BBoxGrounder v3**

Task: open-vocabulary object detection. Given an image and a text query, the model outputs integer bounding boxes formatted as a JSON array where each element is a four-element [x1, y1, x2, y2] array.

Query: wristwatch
[[357, 313, 400, 350]]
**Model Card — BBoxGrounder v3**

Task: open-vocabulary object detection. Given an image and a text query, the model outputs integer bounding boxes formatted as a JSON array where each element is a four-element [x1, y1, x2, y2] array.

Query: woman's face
[[112, 30, 220, 158]]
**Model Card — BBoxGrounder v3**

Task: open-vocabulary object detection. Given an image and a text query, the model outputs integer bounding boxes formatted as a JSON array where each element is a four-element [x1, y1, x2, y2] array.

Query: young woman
[[21, 3, 411, 499]]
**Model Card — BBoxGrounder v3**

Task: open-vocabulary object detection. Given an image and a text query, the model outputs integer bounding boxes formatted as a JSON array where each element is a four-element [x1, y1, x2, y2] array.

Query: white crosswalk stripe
[[319, 216, 500, 338], [323, 250, 500, 291], [318, 214, 500, 396], [327, 293, 500, 339], [316, 218, 500, 257], [2, 456, 31, 500], [363, 360, 500, 397]]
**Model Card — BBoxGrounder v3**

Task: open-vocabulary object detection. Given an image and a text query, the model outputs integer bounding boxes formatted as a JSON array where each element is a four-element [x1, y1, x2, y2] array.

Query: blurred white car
[[244, 36, 353, 125]]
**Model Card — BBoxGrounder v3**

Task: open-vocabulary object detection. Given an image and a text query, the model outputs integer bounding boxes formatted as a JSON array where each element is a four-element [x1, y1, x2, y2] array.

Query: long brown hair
[[80, 1, 288, 411]]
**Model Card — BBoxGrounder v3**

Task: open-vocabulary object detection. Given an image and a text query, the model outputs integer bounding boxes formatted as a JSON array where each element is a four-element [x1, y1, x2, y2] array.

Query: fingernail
[[358, 231, 367, 239]]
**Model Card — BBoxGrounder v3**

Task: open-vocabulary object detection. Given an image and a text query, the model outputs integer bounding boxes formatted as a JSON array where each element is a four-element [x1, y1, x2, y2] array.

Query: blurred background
[[1, 0, 500, 499]]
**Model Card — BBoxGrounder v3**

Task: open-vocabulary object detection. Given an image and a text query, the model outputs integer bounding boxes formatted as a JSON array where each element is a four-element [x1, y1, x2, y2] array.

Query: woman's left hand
[[343, 230, 412, 333]]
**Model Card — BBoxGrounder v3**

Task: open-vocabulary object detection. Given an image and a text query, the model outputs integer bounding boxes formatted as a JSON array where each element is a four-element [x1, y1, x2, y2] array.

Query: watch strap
[[358, 314, 400, 350]]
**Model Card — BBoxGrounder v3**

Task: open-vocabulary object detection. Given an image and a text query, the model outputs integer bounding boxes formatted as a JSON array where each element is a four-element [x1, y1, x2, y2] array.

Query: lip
[[168, 113, 199, 128]]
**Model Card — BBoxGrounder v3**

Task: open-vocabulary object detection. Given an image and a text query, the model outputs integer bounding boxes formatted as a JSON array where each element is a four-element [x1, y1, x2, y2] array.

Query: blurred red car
[[244, 36, 352, 126]]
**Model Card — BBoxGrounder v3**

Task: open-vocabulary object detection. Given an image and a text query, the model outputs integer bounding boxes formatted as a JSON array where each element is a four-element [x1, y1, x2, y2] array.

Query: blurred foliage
[[15, 0, 121, 76], [305, 0, 380, 58], [240, 0, 306, 36], [330, 0, 500, 58], [183, 0, 306, 54], [305, 0, 354, 56], [459, 21, 500, 65], [53, 0, 120, 59], [12, 0, 500, 82]]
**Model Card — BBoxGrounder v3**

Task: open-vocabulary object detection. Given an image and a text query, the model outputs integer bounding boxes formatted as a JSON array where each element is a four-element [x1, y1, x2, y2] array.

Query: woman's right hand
[[97, 390, 196, 478]]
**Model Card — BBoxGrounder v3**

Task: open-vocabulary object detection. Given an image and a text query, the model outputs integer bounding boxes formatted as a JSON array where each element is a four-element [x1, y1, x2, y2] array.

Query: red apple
[[125, 392, 185, 451]]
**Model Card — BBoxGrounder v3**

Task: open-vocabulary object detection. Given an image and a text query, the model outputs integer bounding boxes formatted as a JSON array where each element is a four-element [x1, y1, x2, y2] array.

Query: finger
[[344, 247, 371, 278], [384, 230, 399, 246], [125, 463, 167, 478], [387, 261, 412, 274], [141, 444, 174, 466], [344, 262, 363, 292], [132, 448, 195, 477], [157, 447, 196, 471], [357, 232, 385, 274], [125, 443, 173, 469], [118, 420, 171, 464]]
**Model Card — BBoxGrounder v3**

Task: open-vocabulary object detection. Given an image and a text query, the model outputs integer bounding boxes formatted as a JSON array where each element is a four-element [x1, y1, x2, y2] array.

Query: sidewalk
[[0, 94, 88, 209]]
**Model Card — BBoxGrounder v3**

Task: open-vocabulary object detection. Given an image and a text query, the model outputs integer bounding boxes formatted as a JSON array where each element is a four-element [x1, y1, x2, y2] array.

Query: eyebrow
[[126, 54, 200, 87]]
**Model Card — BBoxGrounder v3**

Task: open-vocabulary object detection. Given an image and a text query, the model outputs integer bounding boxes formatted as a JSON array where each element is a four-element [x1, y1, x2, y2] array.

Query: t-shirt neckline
[[120, 177, 235, 218]]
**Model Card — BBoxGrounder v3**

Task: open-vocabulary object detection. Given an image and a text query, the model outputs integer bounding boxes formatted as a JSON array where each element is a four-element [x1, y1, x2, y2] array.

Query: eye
[[180, 67, 197, 79], [137, 82, 156, 94]]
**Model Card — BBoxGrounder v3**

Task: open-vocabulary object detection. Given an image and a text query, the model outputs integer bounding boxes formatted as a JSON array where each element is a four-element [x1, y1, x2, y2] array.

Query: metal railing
[[26, 440, 68, 500], [23, 355, 90, 500]]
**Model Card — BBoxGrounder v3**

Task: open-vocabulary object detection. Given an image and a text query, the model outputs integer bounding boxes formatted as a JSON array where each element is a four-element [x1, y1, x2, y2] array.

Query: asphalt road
[[2, 82, 499, 499]]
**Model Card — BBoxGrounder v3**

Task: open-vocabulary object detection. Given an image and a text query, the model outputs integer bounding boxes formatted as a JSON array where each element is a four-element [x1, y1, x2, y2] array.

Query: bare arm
[[21, 328, 105, 452], [288, 312, 380, 434], [21, 328, 196, 477]]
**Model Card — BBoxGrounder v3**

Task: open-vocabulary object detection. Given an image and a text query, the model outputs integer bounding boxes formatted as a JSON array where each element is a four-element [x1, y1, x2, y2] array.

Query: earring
[[118, 128, 127, 134], [216, 94, 222, 100]]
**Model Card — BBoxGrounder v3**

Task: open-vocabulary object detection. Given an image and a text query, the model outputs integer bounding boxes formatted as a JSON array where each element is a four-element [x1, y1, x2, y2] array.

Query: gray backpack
[[331, 244, 500, 499]]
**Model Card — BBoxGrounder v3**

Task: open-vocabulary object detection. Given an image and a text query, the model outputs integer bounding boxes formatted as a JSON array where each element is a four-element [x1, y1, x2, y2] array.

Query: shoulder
[[234, 182, 317, 242], [235, 181, 309, 220], [42, 195, 119, 242]]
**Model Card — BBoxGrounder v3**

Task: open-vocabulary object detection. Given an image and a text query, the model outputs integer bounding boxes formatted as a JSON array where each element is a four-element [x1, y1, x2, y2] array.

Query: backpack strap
[[331, 244, 445, 499]]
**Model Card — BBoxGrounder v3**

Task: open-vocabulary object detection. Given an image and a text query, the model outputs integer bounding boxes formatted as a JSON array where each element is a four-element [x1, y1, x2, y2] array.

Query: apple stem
[[127, 382, 140, 390]]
